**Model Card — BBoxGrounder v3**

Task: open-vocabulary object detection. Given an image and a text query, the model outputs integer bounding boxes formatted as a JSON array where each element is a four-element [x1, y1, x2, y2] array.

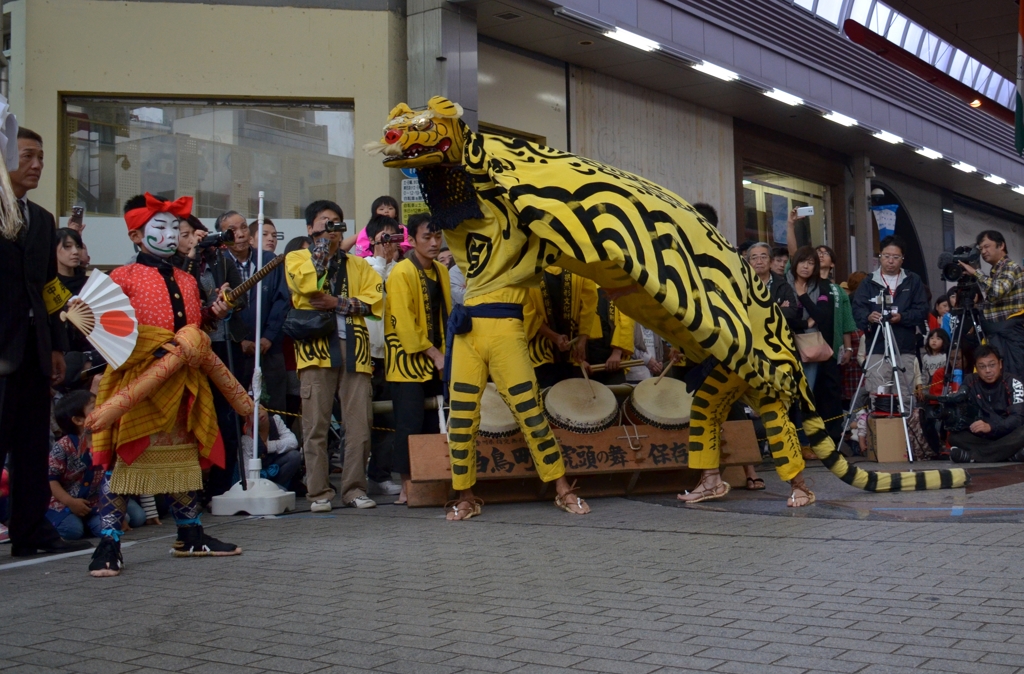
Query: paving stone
[[504, 648, 587, 668], [6, 490, 1024, 674], [569, 657, 660, 674]]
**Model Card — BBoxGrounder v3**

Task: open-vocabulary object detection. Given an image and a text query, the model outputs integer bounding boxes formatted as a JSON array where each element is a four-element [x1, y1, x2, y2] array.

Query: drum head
[[479, 383, 519, 438], [543, 378, 618, 434], [628, 377, 692, 429]]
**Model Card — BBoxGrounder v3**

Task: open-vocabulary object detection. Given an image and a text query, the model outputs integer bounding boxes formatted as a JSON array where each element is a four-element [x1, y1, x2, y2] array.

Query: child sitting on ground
[[48, 391, 145, 540], [241, 407, 302, 490]]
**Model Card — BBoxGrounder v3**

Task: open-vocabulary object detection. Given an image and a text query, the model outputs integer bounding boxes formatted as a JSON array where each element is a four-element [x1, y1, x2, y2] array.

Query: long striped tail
[[802, 413, 968, 491]]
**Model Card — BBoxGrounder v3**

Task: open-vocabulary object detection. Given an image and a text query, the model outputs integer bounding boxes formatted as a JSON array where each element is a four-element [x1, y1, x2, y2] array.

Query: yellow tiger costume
[[367, 96, 967, 493]]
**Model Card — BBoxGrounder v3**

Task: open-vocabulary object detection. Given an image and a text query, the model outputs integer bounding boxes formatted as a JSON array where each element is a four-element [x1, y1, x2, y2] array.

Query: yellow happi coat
[[285, 248, 382, 374], [384, 257, 452, 383]]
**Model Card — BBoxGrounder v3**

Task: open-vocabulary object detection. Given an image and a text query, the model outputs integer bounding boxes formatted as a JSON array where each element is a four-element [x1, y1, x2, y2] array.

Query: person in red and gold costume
[[86, 193, 253, 577]]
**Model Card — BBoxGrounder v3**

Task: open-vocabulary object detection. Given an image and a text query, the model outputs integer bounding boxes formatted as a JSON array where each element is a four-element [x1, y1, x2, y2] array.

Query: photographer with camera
[[196, 212, 248, 497], [852, 236, 929, 413], [947, 345, 1024, 463], [284, 200, 382, 512], [957, 230, 1024, 378]]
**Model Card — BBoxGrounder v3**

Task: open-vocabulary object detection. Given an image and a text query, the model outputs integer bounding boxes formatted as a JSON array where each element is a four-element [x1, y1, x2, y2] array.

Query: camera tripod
[[940, 290, 985, 396], [840, 313, 914, 462]]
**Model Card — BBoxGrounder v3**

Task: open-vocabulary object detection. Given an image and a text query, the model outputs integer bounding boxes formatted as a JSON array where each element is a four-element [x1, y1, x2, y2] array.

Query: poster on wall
[[872, 204, 898, 240]]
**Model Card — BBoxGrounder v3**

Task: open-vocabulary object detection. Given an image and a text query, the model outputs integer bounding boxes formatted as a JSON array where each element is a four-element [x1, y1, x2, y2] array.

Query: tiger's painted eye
[[413, 118, 434, 132]]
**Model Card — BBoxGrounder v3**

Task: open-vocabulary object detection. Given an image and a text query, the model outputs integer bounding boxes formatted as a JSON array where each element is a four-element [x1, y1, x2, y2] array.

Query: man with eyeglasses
[[958, 229, 1024, 379], [747, 242, 801, 333], [852, 235, 928, 413], [948, 345, 1024, 464]]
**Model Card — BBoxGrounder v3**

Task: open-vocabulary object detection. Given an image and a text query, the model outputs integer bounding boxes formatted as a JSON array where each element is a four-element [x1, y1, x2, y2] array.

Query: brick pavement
[[2, 462, 1024, 674]]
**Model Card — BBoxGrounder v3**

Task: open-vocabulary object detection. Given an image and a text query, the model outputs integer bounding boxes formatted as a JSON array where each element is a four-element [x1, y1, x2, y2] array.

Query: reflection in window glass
[[998, 80, 1013, 106], [918, 32, 939, 61], [902, 22, 923, 54], [742, 167, 827, 251], [948, 50, 968, 80], [933, 42, 953, 71], [63, 98, 355, 220], [974, 65, 991, 91], [849, 0, 873, 24], [815, 0, 843, 24], [849, 0, 1012, 111], [794, 0, 815, 10], [960, 59, 980, 87], [869, 3, 892, 35], [986, 73, 1003, 99], [884, 13, 907, 42]]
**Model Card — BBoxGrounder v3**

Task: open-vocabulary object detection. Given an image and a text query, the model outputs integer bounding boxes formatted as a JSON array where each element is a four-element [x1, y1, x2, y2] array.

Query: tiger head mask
[[365, 96, 468, 169]]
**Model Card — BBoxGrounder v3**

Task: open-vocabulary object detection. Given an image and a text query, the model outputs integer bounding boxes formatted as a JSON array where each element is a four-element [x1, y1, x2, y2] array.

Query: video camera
[[377, 231, 403, 244], [938, 245, 981, 283], [196, 229, 235, 249], [324, 220, 348, 233], [923, 389, 980, 433]]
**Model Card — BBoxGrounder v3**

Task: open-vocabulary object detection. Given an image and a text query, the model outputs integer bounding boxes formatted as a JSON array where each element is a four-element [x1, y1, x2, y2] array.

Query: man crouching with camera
[[948, 345, 1024, 463], [958, 230, 1024, 378]]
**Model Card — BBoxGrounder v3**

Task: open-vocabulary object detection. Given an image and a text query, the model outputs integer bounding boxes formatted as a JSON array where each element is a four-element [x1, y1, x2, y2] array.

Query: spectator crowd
[[3, 123, 1024, 553]]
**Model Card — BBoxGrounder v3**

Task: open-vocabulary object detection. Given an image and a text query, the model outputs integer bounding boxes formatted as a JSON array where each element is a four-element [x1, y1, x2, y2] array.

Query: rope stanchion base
[[210, 476, 297, 517]]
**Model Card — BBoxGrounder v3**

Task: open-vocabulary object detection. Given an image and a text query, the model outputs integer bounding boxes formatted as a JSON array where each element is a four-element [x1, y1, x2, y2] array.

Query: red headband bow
[[124, 193, 194, 232]]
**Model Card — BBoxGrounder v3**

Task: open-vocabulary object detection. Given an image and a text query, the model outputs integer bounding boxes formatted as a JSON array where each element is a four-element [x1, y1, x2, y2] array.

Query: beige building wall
[[569, 67, 737, 243], [478, 42, 568, 152], [7, 0, 405, 224]]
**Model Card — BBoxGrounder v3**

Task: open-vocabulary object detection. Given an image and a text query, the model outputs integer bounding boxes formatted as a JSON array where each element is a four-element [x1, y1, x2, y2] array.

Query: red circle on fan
[[100, 310, 135, 337]]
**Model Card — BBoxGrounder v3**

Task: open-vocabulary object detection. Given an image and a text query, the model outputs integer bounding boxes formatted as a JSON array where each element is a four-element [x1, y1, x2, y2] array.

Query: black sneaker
[[171, 526, 242, 557], [949, 446, 973, 464], [88, 538, 123, 577]]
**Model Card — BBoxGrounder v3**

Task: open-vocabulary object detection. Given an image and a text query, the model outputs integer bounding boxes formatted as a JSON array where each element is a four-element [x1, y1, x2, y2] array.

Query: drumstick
[[653, 359, 675, 385], [580, 363, 595, 397], [588, 359, 645, 373]]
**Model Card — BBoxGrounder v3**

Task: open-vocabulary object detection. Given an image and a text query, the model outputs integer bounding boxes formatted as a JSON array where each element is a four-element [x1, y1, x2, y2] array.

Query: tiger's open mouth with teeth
[[384, 138, 452, 164]]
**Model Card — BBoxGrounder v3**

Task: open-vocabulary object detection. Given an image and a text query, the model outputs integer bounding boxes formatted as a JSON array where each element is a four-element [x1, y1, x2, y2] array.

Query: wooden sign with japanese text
[[407, 421, 760, 506]]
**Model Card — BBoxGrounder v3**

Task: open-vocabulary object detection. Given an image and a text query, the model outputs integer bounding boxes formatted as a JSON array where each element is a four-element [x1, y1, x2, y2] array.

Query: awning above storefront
[[466, 0, 1024, 216]]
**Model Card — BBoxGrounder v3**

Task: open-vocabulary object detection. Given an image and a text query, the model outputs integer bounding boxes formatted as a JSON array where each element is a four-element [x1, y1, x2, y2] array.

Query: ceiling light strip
[[551, 6, 1020, 194]]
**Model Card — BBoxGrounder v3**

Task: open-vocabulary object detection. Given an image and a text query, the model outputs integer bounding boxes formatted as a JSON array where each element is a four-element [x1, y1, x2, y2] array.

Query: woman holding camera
[[789, 246, 855, 450]]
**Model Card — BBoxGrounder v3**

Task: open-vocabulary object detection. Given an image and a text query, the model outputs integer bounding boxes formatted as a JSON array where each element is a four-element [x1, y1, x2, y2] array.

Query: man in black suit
[[0, 127, 90, 555]]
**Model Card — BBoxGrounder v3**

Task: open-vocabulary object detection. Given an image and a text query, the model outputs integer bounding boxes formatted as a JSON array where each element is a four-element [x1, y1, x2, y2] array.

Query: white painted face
[[142, 213, 180, 258]]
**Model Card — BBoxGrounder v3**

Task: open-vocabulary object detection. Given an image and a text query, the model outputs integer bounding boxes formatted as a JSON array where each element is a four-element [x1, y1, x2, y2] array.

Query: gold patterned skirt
[[109, 405, 203, 495]]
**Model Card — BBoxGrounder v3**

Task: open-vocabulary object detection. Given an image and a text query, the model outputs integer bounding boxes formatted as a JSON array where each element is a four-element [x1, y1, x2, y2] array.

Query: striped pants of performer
[[446, 316, 565, 491], [687, 364, 807, 482]]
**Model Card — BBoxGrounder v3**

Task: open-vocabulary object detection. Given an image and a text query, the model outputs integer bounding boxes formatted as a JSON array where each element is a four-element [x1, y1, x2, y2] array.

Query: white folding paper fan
[[61, 271, 138, 369]]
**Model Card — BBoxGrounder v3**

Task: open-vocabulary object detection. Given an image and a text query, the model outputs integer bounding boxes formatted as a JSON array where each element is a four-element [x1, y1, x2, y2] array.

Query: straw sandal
[[788, 476, 815, 508], [554, 482, 590, 515], [678, 474, 731, 504], [445, 497, 483, 521]]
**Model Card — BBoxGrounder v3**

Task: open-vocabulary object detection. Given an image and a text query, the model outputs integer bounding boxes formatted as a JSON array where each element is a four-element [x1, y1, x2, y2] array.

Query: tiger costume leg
[[446, 315, 589, 518], [680, 364, 813, 505], [686, 366, 749, 471]]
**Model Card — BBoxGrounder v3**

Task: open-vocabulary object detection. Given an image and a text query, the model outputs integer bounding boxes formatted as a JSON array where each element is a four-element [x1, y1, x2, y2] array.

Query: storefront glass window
[[62, 97, 354, 265], [741, 167, 827, 252]]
